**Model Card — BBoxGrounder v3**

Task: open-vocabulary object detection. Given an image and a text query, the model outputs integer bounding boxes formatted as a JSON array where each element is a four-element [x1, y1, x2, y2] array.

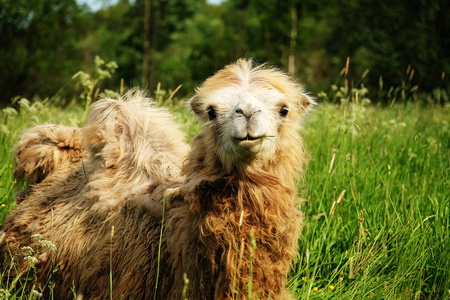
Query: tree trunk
[[288, 4, 297, 76], [142, 0, 151, 86]]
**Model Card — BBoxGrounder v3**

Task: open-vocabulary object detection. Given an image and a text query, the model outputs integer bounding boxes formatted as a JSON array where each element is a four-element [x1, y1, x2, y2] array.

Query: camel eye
[[280, 106, 289, 118], [207, 107, 217, 121]]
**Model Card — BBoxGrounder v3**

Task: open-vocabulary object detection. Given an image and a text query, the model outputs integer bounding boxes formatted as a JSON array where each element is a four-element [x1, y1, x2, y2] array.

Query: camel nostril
[[235, 107, 261, 118]]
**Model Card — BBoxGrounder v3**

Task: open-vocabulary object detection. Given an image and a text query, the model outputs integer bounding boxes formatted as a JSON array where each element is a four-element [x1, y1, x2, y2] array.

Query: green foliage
[[0, 0, 91, 102], [2, 0, 449, 104], [324, 0, 450, 92], [72, 56, 118, 108]]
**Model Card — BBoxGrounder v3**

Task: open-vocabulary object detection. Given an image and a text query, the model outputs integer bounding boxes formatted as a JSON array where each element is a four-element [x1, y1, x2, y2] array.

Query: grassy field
[[294, 100, 449, 299], [0, 93, 449, 299]]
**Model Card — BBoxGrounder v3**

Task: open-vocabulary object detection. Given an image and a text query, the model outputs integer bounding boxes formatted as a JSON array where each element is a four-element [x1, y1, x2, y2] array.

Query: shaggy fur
[[0, 59, 313, 299]]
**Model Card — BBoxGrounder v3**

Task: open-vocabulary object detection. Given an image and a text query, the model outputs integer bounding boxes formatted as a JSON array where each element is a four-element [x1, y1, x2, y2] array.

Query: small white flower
[[39, 240, 57, 251], [31, 290, 43, 298], [31, 234, 43, 241], [0, 125, 9, 135], [2, 107, 18, 117], [21, 246, 34, 255], [0, 288, 11, 298], [24, 256, 38, 267], [18, 98, 31, 111]]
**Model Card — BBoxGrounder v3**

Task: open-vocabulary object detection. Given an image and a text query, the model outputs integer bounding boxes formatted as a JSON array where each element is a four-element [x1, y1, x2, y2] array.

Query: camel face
[[189, 59, 313, 171], [202, 84, 288, 160]]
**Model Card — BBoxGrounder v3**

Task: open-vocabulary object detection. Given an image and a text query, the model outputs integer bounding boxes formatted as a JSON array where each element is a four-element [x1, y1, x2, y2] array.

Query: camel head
[[189, 59, 314, 173]]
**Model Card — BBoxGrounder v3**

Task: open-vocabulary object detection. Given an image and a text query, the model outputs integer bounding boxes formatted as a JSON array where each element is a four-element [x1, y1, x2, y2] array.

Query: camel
[[0, 59, 313, 299]]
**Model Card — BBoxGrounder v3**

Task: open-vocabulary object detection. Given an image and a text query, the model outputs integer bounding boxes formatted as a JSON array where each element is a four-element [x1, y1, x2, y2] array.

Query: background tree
[[0, 0, 448, 105], [323, 0, 450, 92], [0, 0, 90, 102]]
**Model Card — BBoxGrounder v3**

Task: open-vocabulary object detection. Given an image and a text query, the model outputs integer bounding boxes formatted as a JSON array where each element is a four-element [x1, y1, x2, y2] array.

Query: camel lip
[[232, 136, 264, 152], [233, 135, 263, 142]]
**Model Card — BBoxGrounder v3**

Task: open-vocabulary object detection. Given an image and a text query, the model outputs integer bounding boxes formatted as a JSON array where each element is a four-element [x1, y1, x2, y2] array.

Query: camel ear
[[298, 93, 315, 113], [189, 95, 202, 116]]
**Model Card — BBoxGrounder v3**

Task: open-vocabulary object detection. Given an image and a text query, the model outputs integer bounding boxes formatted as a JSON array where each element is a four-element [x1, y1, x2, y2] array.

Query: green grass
[[0, 94, 449, 299], [0, 99, 86, 223], [292, 101, 450, 299]]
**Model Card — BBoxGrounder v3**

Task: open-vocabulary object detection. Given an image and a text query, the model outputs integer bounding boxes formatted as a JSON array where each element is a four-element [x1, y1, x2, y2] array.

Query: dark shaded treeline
[[0, 0, 448, 105]]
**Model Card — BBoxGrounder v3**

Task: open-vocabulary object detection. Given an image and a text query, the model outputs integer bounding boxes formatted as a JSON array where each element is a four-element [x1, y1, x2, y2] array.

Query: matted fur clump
[[0, 59, 313, 299]]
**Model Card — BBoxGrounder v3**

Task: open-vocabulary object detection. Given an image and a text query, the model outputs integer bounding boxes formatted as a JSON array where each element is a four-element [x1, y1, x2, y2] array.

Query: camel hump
[[14, 124, 85, 185], [81, 90, 189, 177]]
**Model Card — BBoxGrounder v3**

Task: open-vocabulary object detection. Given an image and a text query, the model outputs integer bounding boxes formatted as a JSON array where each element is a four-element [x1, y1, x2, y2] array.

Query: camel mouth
[[233, 135, 262, 142], [232, 136, 264, 153]]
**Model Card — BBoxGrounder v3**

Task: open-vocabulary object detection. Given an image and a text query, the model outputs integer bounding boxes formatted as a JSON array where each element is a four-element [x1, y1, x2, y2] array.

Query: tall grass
[[0, 99, 85, 223], [292, 99, 449, 299], [0, 77, 448, 298]]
